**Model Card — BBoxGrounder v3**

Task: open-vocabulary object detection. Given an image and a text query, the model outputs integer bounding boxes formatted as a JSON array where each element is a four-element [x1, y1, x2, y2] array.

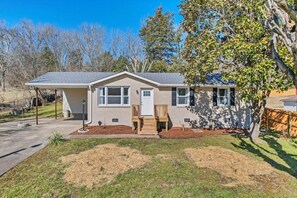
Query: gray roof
[[282, 96, 297, 102], [27, 72, 235, 86], [204, 73, 235, 86], [28, 72, 115, 84]]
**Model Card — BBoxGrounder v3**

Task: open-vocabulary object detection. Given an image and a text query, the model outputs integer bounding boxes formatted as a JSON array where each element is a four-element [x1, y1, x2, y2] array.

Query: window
[[107, 87, 121, 104], [123, 87, 129, 105], [143, 91, 150, 96], [98, 87, 105, 105], [98, 87, 130, 106], [177, 87, 189, 106], [217, 88, 229, 106]]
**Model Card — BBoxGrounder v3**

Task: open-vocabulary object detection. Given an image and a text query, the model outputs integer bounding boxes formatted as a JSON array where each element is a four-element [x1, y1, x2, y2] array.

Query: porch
[[131, 104, 169, 135]]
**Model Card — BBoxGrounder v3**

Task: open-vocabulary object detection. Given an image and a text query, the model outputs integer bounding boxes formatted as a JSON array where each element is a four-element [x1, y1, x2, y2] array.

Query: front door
[[141, 89, 154, 116]]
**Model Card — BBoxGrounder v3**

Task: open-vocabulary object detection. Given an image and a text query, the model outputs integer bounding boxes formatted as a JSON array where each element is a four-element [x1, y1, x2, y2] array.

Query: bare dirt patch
[[71, 125, 136, 135], [184, 146, 275, 187], [60, 143, 150, 188]]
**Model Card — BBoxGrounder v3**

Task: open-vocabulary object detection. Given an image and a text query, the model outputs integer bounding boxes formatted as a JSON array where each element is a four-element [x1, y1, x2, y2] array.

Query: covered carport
[[25, 72, 120, 125], [25, 79, 90, 125]]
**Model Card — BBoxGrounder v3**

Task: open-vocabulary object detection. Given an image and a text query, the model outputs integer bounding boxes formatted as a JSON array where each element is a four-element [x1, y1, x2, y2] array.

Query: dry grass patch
[[184, 146, 276, 187], [60, 143, 150, 188]]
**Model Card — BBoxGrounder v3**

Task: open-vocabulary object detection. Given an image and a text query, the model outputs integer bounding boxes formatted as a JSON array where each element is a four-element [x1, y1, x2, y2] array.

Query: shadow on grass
[[231, 134, 297, 178]]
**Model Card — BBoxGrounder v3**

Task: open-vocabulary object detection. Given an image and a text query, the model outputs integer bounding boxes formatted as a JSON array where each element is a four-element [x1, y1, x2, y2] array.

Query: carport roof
[[26, 71, 235, 88]]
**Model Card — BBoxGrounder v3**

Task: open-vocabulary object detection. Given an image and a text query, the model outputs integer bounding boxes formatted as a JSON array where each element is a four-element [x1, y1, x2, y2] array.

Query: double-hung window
[[177, 87, 189, 106], [217, 88, 229, 106], [98, 87, 130, 106]]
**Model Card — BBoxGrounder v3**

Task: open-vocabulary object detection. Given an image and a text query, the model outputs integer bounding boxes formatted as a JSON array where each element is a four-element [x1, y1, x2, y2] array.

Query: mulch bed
[[71, 125, 137, 135], [71, 125, 245, 138], [159, 127, 245, 139]]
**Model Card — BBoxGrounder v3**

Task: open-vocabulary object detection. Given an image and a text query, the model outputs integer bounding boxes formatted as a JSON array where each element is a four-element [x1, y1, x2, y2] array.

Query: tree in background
[[78, 23, 106, 71], [139, 6, 180, 72], [97, 51, 115, 72], [0, 15, 176, 89], [67, 48, 83, 71], [113, 55, 129, 72], [38, 46, 55, 72], [13, 20, 48, 82], [180, 0, 291, 141], [0, 22, 18, 91], [126, 59, 153, 73]]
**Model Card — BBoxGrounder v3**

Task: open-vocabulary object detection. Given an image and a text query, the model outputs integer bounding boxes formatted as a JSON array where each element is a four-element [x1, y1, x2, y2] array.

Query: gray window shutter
[[213, 88, 218, 106], [230, 88, 235, 106], [172, 87, 177, 106], [190, 88, 195, 106]]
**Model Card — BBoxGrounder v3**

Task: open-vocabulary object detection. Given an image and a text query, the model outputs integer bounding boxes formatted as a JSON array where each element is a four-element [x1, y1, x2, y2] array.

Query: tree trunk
[[1, 71, 5, 91], [249, 105, 265, 142], [249, 120, 261, 142]]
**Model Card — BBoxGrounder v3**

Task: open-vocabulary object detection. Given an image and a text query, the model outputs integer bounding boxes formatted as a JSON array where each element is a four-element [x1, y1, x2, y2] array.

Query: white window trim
[[177, 87, 190, 107], [217, 88, 230, 106], [97, 86, 130, 107]]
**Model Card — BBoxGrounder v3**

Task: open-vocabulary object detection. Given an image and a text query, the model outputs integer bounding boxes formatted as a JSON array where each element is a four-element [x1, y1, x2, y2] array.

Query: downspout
[[86, 85, 92, 124]]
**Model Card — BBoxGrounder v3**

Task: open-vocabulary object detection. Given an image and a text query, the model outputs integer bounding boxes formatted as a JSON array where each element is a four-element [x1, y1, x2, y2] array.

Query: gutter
[[25, 83, 89, 89], [158, 84, 236, 88]]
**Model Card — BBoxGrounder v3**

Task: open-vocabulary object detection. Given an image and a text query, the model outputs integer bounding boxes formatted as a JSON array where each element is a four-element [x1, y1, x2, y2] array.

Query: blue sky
[[0, 0, 181, 32]]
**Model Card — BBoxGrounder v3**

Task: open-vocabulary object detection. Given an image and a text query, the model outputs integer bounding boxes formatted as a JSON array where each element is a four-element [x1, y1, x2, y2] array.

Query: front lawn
[[1, 135, 297, 197], [0, 102, 62, 123]]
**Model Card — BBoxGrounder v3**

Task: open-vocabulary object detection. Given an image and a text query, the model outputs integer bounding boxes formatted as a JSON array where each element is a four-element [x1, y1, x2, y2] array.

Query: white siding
[[88, 74, 251, 129], [284, 101, 297, 112]]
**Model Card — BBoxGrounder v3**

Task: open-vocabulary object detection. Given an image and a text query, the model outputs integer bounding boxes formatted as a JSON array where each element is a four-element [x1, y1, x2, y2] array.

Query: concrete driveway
[[0, 118, 81, 176]]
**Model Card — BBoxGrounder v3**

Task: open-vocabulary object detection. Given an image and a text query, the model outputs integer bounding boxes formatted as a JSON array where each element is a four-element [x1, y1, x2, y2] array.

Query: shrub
[[49, 132, 65, 146]]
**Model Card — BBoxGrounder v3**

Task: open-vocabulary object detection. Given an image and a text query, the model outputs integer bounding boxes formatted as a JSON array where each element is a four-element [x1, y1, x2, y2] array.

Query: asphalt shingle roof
[[28, 72, 235, 86], [282, 96, 297, 102], [28, 72, 115, 84]]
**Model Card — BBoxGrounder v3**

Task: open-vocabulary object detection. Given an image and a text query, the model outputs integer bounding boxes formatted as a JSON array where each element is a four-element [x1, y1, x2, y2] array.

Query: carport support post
[[55, 89, 57, 120], [35, 87, 39, 125]]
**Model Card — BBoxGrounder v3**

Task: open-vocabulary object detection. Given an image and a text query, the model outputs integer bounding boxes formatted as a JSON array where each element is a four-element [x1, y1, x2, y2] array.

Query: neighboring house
[[282, 96, 297, 112], [26, 71, 251, 134]]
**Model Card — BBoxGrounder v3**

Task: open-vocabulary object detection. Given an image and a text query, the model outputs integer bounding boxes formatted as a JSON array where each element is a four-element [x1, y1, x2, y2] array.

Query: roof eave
[[25, 82, 89, 89]]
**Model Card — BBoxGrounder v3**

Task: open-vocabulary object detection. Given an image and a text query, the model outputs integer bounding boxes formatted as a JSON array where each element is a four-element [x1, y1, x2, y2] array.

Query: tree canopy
[[139, 6, 178, 64], [265, 0, 297, 87], [180, 0, 291, 140]]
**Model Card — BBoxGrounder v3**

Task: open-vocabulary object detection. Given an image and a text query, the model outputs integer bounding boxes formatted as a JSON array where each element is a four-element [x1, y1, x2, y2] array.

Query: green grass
[[0, 102, 62, 123], [1, 135, 297, 197]]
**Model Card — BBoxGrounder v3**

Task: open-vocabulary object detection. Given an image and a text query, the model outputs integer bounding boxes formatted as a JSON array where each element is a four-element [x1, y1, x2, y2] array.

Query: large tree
[[180, 0, 290, 141], [78, 23, 106, 71], [13, 20, 48, 82], [0, 22, 15, 91], [265, 0, 297, 86], [139, 6, 178, 64], [38, 46, 55, 73]]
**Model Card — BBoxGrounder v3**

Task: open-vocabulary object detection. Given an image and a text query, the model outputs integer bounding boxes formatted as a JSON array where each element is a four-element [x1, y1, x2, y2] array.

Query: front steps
[[139, 117, 158, 135]]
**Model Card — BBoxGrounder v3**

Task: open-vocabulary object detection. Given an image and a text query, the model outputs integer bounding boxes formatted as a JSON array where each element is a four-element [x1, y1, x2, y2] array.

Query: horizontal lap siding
[[90, 75, 250, 128], [91, 75, 156, 126], [63, 88, 88, 114]]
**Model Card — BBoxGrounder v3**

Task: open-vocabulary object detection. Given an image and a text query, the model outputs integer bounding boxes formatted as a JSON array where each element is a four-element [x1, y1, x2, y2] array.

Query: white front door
[[141, 89, 154, 116]]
